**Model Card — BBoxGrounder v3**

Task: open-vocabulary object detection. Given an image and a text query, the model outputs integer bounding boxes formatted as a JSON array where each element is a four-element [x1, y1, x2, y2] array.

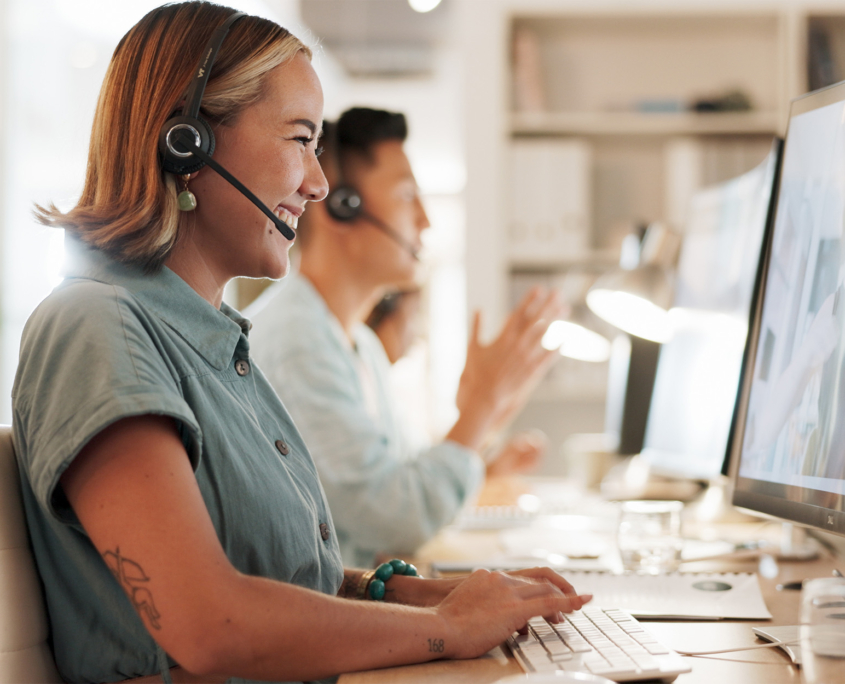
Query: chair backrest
[[0, 425, 62, 683]]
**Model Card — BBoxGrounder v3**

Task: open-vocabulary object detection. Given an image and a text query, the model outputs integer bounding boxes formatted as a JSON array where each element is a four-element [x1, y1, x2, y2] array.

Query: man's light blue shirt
[[247, 273, 484, 568]]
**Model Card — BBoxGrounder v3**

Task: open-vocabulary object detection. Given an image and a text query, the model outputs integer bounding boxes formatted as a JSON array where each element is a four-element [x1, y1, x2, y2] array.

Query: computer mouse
[[497, 671, 615, 684]]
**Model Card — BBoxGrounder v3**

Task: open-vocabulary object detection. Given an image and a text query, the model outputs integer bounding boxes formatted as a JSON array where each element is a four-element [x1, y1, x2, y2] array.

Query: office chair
[[0, 425, 61, 683]]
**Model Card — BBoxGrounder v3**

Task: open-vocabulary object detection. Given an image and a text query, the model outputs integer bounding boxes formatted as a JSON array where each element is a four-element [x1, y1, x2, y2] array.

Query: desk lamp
[[586, 224, 681, 343], [542, 306, 612, 363]]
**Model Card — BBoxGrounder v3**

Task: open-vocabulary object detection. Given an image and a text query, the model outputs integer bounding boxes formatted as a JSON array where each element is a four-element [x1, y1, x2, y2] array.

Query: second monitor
[[639, 140, 782, 484]]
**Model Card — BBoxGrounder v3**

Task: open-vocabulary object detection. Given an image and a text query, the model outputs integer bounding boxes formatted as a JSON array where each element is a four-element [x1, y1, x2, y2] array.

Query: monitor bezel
[[731, 82, 845, 538]]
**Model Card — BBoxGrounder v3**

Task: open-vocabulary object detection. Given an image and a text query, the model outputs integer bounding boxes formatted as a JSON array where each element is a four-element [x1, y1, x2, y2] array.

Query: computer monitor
[[640, 141, 782, 482], [732, 81, 845, 539]]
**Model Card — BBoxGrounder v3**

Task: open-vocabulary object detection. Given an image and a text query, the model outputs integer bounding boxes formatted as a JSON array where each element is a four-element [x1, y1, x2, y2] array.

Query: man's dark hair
[[323, 107, 408, 169]]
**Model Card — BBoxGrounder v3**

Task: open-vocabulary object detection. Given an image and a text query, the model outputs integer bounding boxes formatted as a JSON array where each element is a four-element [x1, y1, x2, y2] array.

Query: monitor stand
[[773, 523, 821, 561], [685, 475, 758, 524], [686, 479, 820, 560], [752, 625, 801, 665], [602, 470, 821, 561], [599, 454, 705, 502]]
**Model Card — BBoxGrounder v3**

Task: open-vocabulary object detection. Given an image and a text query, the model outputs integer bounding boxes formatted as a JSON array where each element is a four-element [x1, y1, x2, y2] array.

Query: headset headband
[[182, 11, 246, 119]]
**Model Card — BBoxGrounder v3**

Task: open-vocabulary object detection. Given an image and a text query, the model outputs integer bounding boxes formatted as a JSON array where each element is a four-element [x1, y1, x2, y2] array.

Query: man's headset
[[157, 12, 296, 241], [322, 121, 421, 261]]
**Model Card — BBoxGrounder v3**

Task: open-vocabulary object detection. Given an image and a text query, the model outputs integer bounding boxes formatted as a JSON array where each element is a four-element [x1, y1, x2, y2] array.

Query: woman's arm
[[348, 568, 582, 609], [63, 415, 589, 681], [338, 569, 463, 606]]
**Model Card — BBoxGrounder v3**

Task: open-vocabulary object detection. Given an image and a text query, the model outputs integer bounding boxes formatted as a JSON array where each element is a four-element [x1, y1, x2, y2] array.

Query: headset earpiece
[[158, 114, 215, 175], [326, 185, 364, 222]]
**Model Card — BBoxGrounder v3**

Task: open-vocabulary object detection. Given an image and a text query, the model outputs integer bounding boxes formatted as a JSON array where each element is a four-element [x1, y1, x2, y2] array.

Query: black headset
[[322, 120, 420, 261], [323, 121, 365, 222], [157, 11, 296, 240]]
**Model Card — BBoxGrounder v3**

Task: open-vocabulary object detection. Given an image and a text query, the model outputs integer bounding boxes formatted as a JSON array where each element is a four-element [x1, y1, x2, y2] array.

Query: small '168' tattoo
[[427, 638, 445, 653]]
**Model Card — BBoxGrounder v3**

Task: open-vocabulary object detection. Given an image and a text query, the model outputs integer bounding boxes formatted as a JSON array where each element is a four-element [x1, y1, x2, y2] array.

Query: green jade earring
[[177, 173, 197, 211]]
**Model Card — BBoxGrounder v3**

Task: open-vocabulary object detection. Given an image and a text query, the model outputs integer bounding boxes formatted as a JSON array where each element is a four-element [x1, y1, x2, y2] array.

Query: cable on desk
[[676, 639, 800, 657]]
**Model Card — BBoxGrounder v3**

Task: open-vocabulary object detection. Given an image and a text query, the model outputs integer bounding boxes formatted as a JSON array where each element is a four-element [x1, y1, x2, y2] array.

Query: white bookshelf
[[456, 0, 845, 462], [511, 111, 782, 136]]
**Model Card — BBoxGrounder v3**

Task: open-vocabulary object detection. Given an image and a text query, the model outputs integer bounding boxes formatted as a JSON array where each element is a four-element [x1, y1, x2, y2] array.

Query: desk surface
[[338, 480, 843, 684]]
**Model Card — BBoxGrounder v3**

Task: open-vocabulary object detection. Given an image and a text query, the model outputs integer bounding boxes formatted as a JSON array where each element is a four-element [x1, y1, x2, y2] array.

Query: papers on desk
[[564, 571, 772, 620]]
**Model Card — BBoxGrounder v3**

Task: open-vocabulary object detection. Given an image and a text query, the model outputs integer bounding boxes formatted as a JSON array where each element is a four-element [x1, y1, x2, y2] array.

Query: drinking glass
[[617, 500, 683, 574], [801, 577, 845, 684]]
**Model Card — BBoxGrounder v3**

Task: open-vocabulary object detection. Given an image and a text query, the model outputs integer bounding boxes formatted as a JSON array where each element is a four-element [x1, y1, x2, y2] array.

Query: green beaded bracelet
[[368, 558, 421, 600]]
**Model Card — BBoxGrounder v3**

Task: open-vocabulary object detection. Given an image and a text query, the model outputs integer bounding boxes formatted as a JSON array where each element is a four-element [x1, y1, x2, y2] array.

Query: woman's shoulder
[[19, 278, 169, 374], [25, 277, 143, 339]]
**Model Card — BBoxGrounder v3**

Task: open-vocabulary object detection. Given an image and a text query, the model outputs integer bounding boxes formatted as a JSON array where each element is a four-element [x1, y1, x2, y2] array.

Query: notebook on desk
[[562, 571, 771, 620]]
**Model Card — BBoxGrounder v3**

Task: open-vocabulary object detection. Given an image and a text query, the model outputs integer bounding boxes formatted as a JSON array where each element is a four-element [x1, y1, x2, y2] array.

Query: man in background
[[247, 107, 560, 567]]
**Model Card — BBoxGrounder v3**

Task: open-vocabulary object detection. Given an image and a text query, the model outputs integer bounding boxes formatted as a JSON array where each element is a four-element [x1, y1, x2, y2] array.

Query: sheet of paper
[[563, 571, 772, 620]]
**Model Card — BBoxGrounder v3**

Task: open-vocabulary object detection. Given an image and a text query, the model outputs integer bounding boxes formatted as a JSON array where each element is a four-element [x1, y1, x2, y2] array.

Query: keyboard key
[[544, 640, 571, 655], [567, 640, 594, 653], [631, 655, 659, 669], [585, 662, 639, 677], [581, 654, 609, 668]]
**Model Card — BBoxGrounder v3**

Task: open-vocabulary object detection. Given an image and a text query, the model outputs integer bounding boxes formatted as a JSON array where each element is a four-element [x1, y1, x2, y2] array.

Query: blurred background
[[0, 0, 841, 473]]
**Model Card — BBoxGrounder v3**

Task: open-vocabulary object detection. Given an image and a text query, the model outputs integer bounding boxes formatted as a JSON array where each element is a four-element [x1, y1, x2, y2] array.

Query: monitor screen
[[640, 142, 781, 481], [733, 83, 845, 537]]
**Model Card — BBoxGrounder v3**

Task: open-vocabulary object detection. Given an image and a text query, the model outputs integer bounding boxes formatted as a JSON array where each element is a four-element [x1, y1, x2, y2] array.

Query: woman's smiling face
[[186, 51, 329, 282]]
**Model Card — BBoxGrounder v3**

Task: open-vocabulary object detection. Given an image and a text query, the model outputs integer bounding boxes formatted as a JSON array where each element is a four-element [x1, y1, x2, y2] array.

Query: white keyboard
[[508, 607, 691, 682]]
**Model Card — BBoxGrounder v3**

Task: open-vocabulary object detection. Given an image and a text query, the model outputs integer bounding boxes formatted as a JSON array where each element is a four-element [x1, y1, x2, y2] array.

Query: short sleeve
[[12, 280, 202, 525]]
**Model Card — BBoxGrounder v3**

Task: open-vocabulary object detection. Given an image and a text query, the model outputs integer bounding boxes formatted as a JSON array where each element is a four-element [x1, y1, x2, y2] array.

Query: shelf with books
[[511, 110, 782, 137], [508, 250, 618, 273]]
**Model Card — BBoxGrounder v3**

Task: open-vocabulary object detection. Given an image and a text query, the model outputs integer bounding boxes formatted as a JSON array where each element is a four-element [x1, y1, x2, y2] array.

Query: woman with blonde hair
[[13, 3, 589, 682]]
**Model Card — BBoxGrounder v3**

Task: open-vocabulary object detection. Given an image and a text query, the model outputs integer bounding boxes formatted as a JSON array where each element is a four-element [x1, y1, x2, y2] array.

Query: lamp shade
[[541, 305, 613, 362], [586, 264, 674, 343], [542, 319, 612, 362]]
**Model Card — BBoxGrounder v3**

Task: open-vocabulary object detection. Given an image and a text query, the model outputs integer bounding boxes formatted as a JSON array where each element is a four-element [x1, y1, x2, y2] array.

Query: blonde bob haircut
[[36, 1, 311, 271]]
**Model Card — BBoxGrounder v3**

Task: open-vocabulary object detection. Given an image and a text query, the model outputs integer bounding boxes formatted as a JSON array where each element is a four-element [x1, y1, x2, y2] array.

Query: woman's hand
[[387, 565, 584, 607], [433, 569, 591, 660], [486, 430, 549, 478], [447, 287, 566, 451]]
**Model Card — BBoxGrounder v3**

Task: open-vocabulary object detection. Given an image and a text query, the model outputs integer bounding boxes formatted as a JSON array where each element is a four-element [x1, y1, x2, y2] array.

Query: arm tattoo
[[103, 547, 162, 630], [338, 569, 365, 599], [427, 638, 445, 653]]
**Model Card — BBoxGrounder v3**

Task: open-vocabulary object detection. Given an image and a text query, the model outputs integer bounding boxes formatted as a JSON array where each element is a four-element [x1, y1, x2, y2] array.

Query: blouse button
[[275, 439, 290, 456], [235, 359, 250, 376], [319, 523, 330, 541]]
